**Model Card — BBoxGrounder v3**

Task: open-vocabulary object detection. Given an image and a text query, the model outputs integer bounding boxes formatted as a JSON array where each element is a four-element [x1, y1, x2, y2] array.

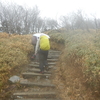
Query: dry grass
[[51, 30, 100, 100], [1, 30, 100, 100], [0, 33, 33, 98]]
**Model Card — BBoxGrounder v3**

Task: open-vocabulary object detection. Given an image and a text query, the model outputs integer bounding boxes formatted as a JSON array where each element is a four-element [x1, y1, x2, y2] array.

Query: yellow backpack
[[40, 35, 50, 50]]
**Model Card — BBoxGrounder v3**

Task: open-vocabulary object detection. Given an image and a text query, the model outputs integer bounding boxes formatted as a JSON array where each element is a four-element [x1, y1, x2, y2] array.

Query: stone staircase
[[12, 50, 61, 100]]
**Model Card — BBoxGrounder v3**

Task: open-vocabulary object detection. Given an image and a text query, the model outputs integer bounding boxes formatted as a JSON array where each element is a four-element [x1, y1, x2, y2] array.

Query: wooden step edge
[[13, 91, 56, 95], [13, 92, 56, 96], [29, 64, 55, 67], [28, 65, 56, 70], [20, 81, 55, 87], [22, 72, 51, 76], [47, 59, 58, 61], [29, 65, 53, 68], [14, 98, 59, 100], [28, 68, 52, 74], [30, 62, 56, 65], [48, 56, 60, 59], [13, 92, 56, 99], [49, 50, 61, 53], [48, 55, 60, 57], [31, 58, 58, 62]]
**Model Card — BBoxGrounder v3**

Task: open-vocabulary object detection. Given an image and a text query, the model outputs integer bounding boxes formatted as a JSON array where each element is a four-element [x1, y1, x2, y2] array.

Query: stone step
[[28, 68, 51, 74], [31, 59, 58, 62], [29, 64, 53, 68], [49, 50, 61, 53], [47, 59, 58, 62], [30, 62, 56, 65], [22, 72, 51, 78], [48, 55, 60, 59], [28, 65, 57, 70], [14, 98, 60, 100], [20, 81, 55, 87], [12, 50, 61, 100], [13, 91, 56, 98]]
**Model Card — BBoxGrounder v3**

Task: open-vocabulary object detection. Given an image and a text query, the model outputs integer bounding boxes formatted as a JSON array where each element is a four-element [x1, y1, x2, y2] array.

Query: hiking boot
[[31, 55, 36, 60]]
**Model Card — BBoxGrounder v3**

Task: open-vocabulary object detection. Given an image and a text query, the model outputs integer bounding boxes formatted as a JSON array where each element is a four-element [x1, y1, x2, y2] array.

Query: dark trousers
[[33, 44, 36, 53], [39, 49, 48, 72]]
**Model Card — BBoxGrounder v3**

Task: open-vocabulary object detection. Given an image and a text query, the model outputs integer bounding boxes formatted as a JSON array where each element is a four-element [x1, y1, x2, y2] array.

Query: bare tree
[[60, 16, 71, 31], [29, 6, 40, 33], [0, 2, 41, 34], [60, 10, 96, 31], [45, 18, 58, 30], [91, 14, 99, 33]]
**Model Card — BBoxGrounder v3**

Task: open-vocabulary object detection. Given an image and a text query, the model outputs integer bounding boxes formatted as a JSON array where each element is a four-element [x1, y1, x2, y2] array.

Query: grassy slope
[[0, 33, 33, 98], [1, 30, 100, 100], [48, 30, 100, 100]]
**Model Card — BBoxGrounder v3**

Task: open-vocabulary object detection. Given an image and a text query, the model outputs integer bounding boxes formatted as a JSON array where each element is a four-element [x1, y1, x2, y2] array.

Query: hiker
[[31, 33, 50, 53], [32, 33, 50, 74]]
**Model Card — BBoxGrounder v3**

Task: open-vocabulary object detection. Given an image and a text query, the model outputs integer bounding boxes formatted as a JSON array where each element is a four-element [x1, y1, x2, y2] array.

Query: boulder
[[9, 75, 20, 83]]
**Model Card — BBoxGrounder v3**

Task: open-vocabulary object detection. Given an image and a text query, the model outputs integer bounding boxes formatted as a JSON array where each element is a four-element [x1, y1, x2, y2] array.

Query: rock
[[9, 75, 20, 83], [17, 96, 23, 99]]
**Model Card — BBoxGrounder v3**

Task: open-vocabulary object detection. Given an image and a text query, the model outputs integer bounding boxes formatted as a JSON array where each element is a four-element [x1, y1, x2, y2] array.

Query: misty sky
[[1, 0, 100, 19]]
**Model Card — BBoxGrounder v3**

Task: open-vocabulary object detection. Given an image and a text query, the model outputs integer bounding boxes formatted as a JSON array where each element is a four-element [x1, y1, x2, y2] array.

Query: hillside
[[0, 30, 100, 100], [49, 30, 100, 100]]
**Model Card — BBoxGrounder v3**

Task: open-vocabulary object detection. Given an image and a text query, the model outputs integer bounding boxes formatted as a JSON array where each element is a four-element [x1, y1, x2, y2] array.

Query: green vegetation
[[0, 33, 33, 97], [64, 30, 100, 89], [1, 30, 100, 100], [48, 30, 100, 100]]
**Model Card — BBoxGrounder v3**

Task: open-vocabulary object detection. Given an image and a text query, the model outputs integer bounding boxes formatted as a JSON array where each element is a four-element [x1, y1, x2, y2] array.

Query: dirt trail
[[10, 50, 62, 100]]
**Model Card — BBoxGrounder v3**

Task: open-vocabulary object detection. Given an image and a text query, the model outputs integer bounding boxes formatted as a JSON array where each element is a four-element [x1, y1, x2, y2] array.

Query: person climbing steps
[[31, 33, 50, 74]]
